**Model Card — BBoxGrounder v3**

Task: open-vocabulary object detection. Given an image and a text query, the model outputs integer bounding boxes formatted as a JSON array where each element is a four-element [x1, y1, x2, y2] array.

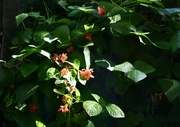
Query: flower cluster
[[52, 53, 68, 63], [97, 6, 106, 16]]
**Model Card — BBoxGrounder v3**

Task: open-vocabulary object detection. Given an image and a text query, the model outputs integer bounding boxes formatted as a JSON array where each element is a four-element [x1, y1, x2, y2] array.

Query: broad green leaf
[[73, 59, 80, 70], [95, 59, 114, 71], [170, 30, 180, 52], [53, 25, 70, 45], [82, 120, 95, 127], [110, 21, 132, 35], [0, 88, 4, 97], [47, 68, 59, 79], [83, 101, 102, 117], [83, 47, 91, 69], [58, 0, 68, 11], [106, 104, 125, 118], [28, 12, 40, 18], [16, 13, 28, 26], [15, 82, 39, 104], [22, 28, 33, 43], [134, 60, 155, 74], [158, 78, 180, 102], [0, 69, 13, 87], [166, 8, 180, 14], [21, 63, 38, 78], [91, 94, 106, 106], [114, 62, 134, 73], [33, 31, 50, 42], [153, 41, 170, 50], [36, 120, 46, 127], [75, 88, 81, 102], [126, 69, 147, 83], [172, 63, 180, 79]]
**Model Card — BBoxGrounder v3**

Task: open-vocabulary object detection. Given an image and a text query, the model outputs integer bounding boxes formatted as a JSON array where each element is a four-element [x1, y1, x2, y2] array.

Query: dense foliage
[[0, 0, 180, 127]]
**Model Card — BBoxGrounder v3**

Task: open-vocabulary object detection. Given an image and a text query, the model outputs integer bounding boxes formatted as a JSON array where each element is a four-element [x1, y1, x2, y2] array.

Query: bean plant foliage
[[0, 0, 180, 127]]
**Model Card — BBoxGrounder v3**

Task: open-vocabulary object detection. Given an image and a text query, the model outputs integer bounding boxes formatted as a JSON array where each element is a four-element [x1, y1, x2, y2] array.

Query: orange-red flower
[[60, 68, 69, 76], [80, 69, 94, 80], [85, 33, 92, 41], [58, 104, 69, 113], [97, 6, 106, 16], [68, 86, 75, 93], [29, 104, 38, 112], [59, 53, 68, 63], [52, 53, 59, 62]]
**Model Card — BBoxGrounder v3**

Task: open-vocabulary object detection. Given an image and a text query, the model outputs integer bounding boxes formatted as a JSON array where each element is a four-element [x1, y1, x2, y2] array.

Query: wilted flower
[[80, 69, 94, 80], [66, 45, 74, 53], [58, 104, 69, 113], [97, 6, 106, 16]]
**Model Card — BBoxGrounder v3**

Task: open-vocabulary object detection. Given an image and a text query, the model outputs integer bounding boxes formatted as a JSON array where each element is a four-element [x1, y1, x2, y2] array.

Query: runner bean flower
[[58, 104, 69, 113], [80, 68, 94, 80], [97, 6, 106, 16]]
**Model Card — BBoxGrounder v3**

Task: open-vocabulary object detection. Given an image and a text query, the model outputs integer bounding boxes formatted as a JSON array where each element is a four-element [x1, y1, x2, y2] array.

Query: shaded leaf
[[134, 60, 155, 74], [21, 63, 38, 78], [15, 82, 39, 104], [170, 30, 180, 52], [158, 78, 180, 102]]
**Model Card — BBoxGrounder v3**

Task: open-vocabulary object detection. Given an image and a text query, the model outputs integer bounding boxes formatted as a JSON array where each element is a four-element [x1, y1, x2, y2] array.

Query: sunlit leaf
[[91, 94, 106, 106], [106, 104, 125, 118], [83, 47, 91, 69], [83, 101, 102, 117], [36, 120, 46, 127], [126, 69, 147, 83], [114, 62, 134, 73], [16, 13, 28, 26]]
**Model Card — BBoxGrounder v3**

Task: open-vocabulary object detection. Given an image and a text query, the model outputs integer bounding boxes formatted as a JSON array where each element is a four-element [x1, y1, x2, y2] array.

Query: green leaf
[[134, 60, 155, 74], [21, 63, 38, 78], [114, 62, 134, 73], [110, 21, 132, 35], [158, 78, 180, 102], [106, 104, 125, 118], [16, 13, 28, 26], [83, 47, 91, 69], [83, 101, 102, 117], [53, 25, 70, 45], [126, 69, 147, 83], [73, 59, 80, 70], [22, 28, 33, 43], [95, 59, 114, 71], [91, 94, 106, 106], [33, 31, 50, 42], [58, 0, 68, 11], [82, 120, 95, 127], [47, 68, 59, 79], [0, 69, 13, 87], [15, 82, 39, 104], [170, 30, 180, 52], [36, 120, 46, 127], [172, 63, 180, 79], [75, 88, 81, 102]]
